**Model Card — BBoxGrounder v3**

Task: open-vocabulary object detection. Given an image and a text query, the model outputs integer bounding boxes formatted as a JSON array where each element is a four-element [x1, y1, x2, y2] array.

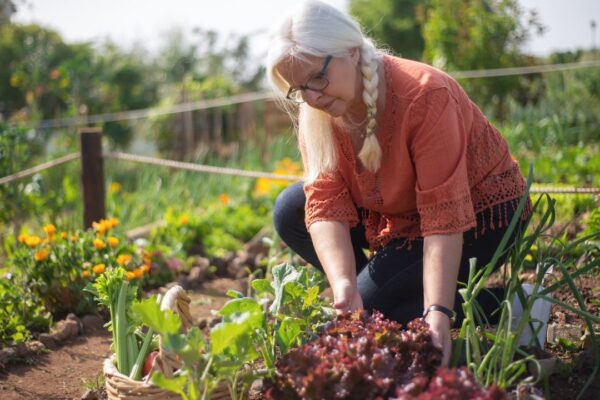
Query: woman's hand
[[332, 279, 363, 313], [425, 311, 452, 367]]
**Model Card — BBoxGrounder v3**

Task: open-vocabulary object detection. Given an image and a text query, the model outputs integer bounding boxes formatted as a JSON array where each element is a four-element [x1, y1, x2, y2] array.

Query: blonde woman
[[268, 0, 530, 366]]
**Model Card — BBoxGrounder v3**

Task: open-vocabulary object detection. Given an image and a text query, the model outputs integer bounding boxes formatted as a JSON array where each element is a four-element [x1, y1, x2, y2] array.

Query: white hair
[[266, 0, 383, 182]]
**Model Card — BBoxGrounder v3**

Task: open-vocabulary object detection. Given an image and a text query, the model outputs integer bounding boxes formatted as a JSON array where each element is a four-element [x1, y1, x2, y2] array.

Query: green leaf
[[269, 263, 300, 314], [251, 279, 274, 297], [275, 317, 304, 354], [226, 289, 245, 299], [132, 297, 181, 335], [151, 373, 188, 398], [211, 299, 264, 355], [178, 327, 206, 366], [303, 286, 320, 309]]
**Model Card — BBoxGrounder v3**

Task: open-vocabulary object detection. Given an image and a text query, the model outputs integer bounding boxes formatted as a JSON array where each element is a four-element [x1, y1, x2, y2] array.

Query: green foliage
[[349, 0, 425, 60], [420, 0, 543, 118], [0, 276, 51, 346]]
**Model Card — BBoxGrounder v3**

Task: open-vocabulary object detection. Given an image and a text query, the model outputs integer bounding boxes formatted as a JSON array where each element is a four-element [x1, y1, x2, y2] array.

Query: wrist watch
[[422, 304, 457, 325]]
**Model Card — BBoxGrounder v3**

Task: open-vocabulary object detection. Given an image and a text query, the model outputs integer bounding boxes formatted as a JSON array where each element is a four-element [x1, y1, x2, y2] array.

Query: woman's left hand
[[425, 311, 452, 367]]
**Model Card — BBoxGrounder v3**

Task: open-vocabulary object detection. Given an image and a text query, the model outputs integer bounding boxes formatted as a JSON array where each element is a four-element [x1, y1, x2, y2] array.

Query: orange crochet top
[[302, 55, 529, 251]]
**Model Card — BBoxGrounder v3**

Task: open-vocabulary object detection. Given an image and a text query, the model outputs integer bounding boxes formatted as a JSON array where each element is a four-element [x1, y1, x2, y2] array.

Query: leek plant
[[452, 166, 600, 399]]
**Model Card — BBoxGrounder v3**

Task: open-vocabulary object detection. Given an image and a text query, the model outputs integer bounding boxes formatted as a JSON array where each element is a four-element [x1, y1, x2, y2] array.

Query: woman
[[267, 0, 530, 366]]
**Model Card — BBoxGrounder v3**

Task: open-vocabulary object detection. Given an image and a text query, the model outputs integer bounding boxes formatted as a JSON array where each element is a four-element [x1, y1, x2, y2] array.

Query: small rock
[[186, 266, 210, 288], [81, 314, 105, 333], [192, 256, 211, 270], [66, 313, 83, 334], [38, 333, 59, 349], [546, 323, 583, 344], [25, 340, 44, 353], [0, 347, 18, 366], [51, 319, 80, 342]]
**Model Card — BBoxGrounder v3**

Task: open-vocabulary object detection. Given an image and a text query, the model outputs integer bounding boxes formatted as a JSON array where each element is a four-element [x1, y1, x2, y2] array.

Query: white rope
[[2, 151, 598, 196], [37, 92, 275, 129], [22, 59, 600, 130], [0, 153, 80, 185], [102, 152, 302, 182]]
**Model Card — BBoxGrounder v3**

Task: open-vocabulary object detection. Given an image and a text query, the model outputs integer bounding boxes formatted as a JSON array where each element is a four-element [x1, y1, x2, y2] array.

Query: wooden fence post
[[79, 128, 105, 229]]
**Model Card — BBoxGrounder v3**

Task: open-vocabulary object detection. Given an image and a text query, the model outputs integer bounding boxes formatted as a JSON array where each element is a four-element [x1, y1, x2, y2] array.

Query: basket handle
[[154, 285, 193, 378]]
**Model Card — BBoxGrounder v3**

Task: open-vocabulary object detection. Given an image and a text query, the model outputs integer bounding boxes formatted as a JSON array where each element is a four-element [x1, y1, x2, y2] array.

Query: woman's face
[[276, 50, 362, 117]]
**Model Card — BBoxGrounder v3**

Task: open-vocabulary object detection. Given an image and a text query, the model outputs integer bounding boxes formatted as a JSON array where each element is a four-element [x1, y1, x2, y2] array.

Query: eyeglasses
[[286, 55, 332, 103]]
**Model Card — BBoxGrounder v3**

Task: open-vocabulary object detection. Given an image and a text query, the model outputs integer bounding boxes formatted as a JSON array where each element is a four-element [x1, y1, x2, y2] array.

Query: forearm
[[423, 233, 464, 310], [308, 220, 356, 286]]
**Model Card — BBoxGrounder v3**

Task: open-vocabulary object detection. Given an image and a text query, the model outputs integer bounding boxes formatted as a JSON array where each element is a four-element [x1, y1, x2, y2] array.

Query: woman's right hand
[[332, 279, 363, 313]]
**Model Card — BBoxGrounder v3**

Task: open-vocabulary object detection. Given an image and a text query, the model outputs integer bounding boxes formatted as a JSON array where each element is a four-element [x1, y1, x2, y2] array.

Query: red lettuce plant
[[263, 311, 505, 400]]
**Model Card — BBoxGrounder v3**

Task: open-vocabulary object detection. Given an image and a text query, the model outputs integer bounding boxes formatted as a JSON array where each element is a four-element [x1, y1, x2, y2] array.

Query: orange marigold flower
[[70, 235, 78, 242], [218, 193, 230, 205], [18, 233, 29, 243], [126, 271, 136, 281], [93, 238, 106, 250], [34, 248, 49, 261], [141, 264, 150, 273], [25, 235, 41, 248], [116, 254, 132, 266], [178, 215, 189, 226], [108, 218, 119, 228], [60, 231, 68, 239], [92, 220, 107, 235], [43, 224, 56, 237], [107, 236, 119, 247], [92, 263, 105, 275], [134, 268, 143, 279], [82, 270, 91, 278]]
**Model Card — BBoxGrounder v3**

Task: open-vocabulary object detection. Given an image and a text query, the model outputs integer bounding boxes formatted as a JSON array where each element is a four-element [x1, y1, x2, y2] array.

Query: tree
[[349, 0, 426, 60], [419, 0, 544, 118]]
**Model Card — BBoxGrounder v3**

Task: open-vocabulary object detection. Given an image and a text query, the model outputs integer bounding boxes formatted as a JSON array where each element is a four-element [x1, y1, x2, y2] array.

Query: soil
[[0, 272, 598, 400]]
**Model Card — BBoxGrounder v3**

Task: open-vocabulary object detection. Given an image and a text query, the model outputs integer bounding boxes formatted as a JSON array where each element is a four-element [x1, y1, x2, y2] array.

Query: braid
[[357, 40, 382, 172]]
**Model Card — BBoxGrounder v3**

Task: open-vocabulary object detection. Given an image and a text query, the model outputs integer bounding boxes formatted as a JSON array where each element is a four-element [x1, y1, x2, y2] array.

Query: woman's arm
[[309, 220, 363, 312], [423, 232, 463, 366]]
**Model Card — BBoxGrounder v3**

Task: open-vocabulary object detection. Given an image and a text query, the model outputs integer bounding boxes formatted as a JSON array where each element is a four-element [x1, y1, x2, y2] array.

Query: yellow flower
[[93, 238, 106, 250], [93, 220, 107, 235], [18, 234, 29, 243], [43, 224, 56, 237], [524, 254, 534, 262], [126, 271, 136, 281], [70, 235, 78, 242], [134, 268, 143, 279], [108, 218, 119, 228], [82, 270, 90, 278], [34, 248, 49, 262], [178, 215, 189, 226], [107, 236, 119, 247], [25, 235, 41, 248], [116, 254, 132, 266], [60, 231, 68, 239], [109, 182, 122, 194], [218, 193, 230, 205], [254, 178, 272, 196], [141, 264, 150, 273], [92, 264, 105, 275]]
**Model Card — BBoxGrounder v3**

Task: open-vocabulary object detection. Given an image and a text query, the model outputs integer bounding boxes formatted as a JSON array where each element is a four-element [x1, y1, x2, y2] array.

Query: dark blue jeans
[[273, 182, 527, 326]]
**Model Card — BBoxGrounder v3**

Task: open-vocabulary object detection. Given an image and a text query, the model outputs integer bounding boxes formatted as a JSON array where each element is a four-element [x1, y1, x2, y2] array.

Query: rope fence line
[[0, 153, 80, 185], [25, 59, 600, 130], [102, 152, 301, 182], [1, 151, 598, 196]]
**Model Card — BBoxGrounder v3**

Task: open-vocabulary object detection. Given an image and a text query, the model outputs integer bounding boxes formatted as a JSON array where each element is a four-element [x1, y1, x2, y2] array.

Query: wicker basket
[[103, 285, 232, 400]]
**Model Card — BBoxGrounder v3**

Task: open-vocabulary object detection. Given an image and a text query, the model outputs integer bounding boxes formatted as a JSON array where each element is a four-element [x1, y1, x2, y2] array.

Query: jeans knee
[[273, 182, 306, 240]]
